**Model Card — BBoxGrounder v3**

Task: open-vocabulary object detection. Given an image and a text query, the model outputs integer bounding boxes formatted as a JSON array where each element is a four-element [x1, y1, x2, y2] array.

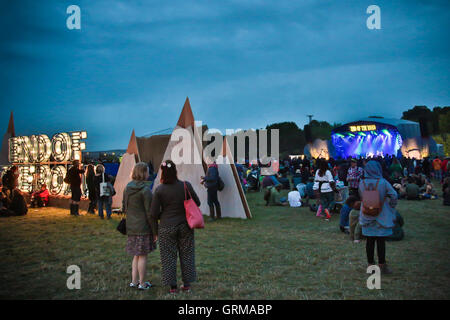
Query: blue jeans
[[339, 205, 352, 227], [98, 197, 112, 218], [434, 170, 441, 181]]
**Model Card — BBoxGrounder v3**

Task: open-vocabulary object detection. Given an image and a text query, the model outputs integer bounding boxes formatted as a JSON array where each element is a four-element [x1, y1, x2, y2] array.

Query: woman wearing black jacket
[[201, 160, 221, 220], [150, 160, 201, 294], [85, 164, 96, 214], [68, 160, 85, 216]]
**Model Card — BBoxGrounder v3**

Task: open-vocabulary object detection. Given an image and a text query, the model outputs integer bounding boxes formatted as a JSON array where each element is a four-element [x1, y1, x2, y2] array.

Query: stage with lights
[[331, 121, 403, 159]]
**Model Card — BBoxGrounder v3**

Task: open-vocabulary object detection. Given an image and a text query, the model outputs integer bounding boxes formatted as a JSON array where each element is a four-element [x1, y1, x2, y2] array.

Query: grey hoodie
[[359, 161, 397, 231], [122, 180, 153, 236]]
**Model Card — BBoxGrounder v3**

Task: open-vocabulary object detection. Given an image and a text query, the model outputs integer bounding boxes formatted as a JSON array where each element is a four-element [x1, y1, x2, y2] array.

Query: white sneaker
[[138, 281, 152, 290], [129, 281, 139, 288]]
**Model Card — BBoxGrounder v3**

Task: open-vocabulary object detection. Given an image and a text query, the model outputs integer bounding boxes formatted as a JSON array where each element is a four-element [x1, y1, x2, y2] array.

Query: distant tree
[[309, 120, 341, 140], [266, 122, 305, 157], [402, 105, 450, 135]]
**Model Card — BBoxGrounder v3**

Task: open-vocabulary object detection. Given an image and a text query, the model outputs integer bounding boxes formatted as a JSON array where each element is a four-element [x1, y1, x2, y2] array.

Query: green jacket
[[268, 187, 283, 206], [122, 180, 153, 236]]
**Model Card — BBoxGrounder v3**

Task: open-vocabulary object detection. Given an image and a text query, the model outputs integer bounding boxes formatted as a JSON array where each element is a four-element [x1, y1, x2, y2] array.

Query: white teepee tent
[[215, 137, 252, 219], [112, 130, 139, 209], [152, 98, 209, 214]]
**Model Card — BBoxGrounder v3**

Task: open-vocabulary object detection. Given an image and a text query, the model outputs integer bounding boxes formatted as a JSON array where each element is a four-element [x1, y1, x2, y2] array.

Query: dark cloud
[[1, 0, 449, 150]]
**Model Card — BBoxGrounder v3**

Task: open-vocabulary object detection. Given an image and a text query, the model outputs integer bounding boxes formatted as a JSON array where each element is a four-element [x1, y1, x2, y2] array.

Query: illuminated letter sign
[[6, 131, 87, 195], [349, 124, 377, 132]]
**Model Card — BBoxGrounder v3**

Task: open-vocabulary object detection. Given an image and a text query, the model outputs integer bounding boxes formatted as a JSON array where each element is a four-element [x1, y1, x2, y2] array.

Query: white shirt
[[313, 170, 334, 193], [288, 190, 302, 207]]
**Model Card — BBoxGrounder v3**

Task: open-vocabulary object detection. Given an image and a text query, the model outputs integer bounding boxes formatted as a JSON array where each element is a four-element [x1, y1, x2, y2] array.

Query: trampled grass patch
[[0, 190, 449, 300]]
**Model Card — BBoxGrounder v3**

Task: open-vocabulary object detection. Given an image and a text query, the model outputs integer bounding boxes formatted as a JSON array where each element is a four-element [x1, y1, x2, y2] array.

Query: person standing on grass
[[432, 157, 442, 182], [359, 161, 397, 275], [313, 159, 336, 221], [201, 159, 221, 221], [67, 160, 85, 216], [85, 164, 96, 214], [150, 160, 200, 294], [123, 162, 155, 290], [94, 164, 114, 219], [347, 159, 363, 197]]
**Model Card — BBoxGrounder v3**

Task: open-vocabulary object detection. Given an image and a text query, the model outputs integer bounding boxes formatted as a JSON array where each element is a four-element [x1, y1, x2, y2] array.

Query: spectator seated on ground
[[0, 185, 14, 217], [265, 184, 288, 206], [287, 186, 302, 208], [278, 173, 290, 190], [387, 210, 404, 241], [420, 181, 438, 200], [30, 184, 50, 208], [262, 175, 276, 189], [1, 188, 28, 217], [405, 177, 420, 200], [349, 200, 362, 243], [339, 196, 358, 234], [442, 177, 450, 206], [303, 177, 316, 205], [291, 169, 302, 188]]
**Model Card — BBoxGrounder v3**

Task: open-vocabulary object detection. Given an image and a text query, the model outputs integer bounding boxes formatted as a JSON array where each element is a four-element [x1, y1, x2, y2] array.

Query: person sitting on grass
[[405, 176, 420, 200], [387, 210, 404, 241], [303, 177, 316, 205], [419, 180, 438, 199], [30, 184, 49, 208], [292, 169, 302, 187], [287, 186, 302, 208], [339, 196, 358, 234], [349, 200, 362, 243], [267, 184, 288, 206]]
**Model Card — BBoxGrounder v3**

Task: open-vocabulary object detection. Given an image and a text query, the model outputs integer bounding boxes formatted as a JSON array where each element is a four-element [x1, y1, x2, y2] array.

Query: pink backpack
[[361, 179, 382, 217], [184, 182, 204, 229]]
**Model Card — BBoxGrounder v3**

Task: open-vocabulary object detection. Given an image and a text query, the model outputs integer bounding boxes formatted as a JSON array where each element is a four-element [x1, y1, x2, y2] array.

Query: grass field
[[0, 188, 449, 300]]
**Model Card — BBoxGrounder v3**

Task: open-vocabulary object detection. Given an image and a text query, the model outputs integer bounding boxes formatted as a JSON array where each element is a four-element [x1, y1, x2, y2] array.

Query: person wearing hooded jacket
[[359, 161, 397, 275], [123, 162, 155, 290], [201, 159, 221, 220]]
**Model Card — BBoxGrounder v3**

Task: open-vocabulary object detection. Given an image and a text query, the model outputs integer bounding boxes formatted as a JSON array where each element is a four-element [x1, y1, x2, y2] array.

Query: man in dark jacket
[[201, 161, 221, 220], [67, 160, 85, 216]]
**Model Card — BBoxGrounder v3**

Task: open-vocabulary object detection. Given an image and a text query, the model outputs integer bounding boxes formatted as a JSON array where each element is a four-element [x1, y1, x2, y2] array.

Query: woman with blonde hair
[[123, 162, 155, 290]]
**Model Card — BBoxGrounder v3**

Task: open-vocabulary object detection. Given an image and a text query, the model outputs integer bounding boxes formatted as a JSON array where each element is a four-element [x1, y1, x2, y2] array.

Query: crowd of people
[[1, 152, 448, 290]]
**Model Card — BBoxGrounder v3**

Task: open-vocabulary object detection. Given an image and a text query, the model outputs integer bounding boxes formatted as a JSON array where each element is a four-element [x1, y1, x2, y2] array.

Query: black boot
[[73, 204, 80, 216], [88, 202, 95, 214], [216, 205, 222, 219], [209, 206, 216, 221], [70, 204, 74, 215]]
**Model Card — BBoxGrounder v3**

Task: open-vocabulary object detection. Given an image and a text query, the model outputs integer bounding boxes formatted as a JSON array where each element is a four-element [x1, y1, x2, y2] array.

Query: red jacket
[[442, 159, 449, 172], [39, 189, 49, 202]]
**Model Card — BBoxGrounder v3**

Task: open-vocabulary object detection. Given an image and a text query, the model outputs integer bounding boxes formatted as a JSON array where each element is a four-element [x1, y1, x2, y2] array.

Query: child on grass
[[349, 201, 362, 243]]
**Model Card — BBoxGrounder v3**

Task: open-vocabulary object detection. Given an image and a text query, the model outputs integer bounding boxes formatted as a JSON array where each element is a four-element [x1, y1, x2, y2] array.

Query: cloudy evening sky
[[1, 0, 449, 151]]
